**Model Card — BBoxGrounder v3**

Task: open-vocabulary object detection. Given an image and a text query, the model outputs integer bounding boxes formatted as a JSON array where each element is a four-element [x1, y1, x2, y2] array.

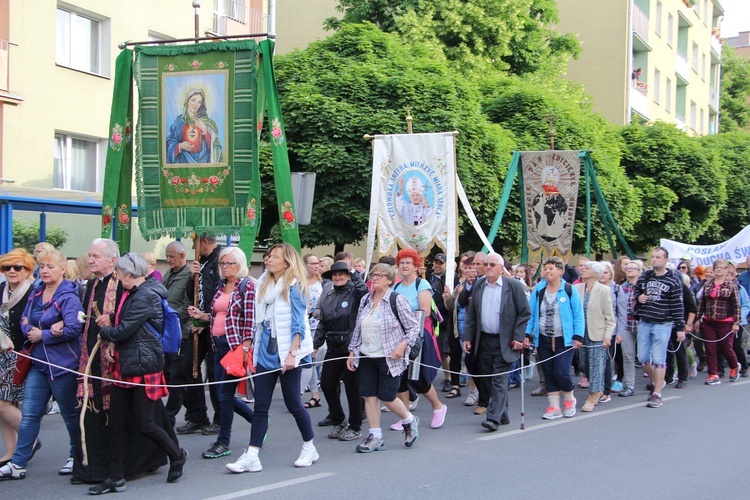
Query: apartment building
[[555, 0, 724, 135], [725, 31, 750, 58]]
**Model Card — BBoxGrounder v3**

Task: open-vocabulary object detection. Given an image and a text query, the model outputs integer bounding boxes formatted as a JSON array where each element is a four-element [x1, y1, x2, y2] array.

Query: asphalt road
[[2, 369, 749, 499]]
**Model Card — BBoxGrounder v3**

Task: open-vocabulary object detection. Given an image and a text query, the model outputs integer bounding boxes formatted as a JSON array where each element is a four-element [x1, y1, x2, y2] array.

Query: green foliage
[[620, 122, 726, 247], [718, 46, 750, 133], [269, 23, 513, 251], [12, 219, 69, 254]]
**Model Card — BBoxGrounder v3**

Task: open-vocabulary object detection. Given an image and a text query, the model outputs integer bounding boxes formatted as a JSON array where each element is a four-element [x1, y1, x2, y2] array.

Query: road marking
[[203, 472, 335, 499], [477, 396, 681, 441]]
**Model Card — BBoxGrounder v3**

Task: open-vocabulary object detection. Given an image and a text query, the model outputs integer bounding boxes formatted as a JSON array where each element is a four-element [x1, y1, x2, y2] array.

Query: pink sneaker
[[430, 404, 447, 429], [389, 420, 403, 431]]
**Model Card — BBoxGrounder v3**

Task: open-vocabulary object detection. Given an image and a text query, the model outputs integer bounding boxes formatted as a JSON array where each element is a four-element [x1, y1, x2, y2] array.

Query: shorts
[[358, 357, 401, 402]]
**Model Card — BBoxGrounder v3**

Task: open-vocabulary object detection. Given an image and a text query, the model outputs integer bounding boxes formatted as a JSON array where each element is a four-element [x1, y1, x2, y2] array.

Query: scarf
[[0, 279, 32, 319], [255, 277, 284, 335]]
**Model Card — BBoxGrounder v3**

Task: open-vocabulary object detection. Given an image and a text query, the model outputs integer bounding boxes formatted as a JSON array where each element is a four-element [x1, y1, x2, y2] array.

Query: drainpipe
[[627, 0, 634, 124]]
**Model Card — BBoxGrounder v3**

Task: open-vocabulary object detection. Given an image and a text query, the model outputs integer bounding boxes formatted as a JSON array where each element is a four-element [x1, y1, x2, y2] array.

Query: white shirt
[[480, 278, 503, 334]]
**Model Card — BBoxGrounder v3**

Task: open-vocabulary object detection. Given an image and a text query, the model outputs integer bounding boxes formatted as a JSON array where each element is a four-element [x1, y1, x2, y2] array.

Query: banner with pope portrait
[[365, 132, 457, 270]]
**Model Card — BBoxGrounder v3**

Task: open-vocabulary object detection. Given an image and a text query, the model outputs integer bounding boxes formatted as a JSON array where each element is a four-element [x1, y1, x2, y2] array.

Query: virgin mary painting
[[165, 87, 224, 164]]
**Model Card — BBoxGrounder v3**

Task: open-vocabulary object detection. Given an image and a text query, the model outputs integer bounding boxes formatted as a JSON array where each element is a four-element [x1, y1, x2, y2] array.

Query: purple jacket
[[21, 279, 84, 377]]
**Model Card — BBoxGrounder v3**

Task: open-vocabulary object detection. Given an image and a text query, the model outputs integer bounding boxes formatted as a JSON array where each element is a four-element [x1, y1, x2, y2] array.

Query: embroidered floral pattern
[[246, 198, 258, 227], [162, 167, 232, 195], [189, 59, 202, 70], [102, 205, 113, 233], [379, 157, 393, 177], [280, 201, 296, 229], [271, 117, 284, 146], [164, 63, 178, 72], [116, 204, 130, 230], [214, 61, 229, 69]]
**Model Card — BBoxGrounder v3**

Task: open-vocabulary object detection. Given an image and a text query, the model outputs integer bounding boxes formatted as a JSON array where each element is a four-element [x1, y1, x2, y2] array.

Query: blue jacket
[[526, 280, 585, 347], [21, 279, 84, 377], [739, 271, 750, 298]]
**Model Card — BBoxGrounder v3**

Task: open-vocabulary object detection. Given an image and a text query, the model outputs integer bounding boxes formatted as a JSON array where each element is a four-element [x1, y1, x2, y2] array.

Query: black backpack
[[536, 282, 573, 310]]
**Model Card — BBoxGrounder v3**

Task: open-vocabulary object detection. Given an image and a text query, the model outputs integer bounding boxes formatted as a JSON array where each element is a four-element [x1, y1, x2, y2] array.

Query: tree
[[718, 46, 750, 133], [267, 23, 515, 252], [327, 0, 580, 76], [12, 219, 69, 253]]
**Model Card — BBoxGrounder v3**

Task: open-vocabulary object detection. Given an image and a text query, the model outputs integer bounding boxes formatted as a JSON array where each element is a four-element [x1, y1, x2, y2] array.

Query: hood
[[137, 276, 168, 299], [35, 278, 79, 301]]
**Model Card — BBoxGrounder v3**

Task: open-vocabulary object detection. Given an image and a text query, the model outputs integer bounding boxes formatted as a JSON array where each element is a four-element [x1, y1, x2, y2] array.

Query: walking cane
[[79, 303, 103, 466], [520, 345, 526, 430]]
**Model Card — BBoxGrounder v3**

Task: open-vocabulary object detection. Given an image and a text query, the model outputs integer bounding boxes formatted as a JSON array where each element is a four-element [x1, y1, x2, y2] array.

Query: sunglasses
[[678, 266, 687, 270], [2, 265, 27, 272], [486, 262, 501, 268]]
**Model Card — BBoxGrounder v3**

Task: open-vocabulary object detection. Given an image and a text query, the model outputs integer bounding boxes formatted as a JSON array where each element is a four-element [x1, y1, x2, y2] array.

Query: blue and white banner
[[660, 224, 750, 267], [365, 132, 457, 287]]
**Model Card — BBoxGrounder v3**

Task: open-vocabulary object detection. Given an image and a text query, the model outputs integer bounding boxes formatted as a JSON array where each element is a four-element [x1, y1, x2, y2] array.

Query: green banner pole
[[483, 151, 521, 253], [584, 153, 591, 259], [518, 155, 528, 264]]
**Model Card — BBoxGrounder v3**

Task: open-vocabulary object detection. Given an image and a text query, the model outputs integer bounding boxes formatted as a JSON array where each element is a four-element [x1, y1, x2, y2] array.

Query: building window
[[703, 0, 708, 25], [700, 108, 704, 135], [667, 13, 674, 47], [653, 69, 661, 104], [665, 77, 672, 112], [53, 133, 104, 192], [691, 42, 699, 72], [701, 53, 706, 80], [655, 2, 662, 37], [690, 101, 697, 131], [56, 6, 110, 76]]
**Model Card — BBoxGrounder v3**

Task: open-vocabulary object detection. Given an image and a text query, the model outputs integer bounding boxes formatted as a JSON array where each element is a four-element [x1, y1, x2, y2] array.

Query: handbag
[[220, 344, 249, 377], [13, 343, 34, 385]]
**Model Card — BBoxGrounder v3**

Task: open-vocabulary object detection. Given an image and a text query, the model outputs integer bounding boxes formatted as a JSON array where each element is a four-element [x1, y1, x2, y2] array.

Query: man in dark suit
[[463, 253, 531, 431]]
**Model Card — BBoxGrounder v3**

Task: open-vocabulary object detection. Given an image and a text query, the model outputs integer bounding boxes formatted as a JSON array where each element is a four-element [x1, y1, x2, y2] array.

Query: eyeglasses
[[486, 262, 501, 268], [219, 261, 237, 267], [1, 265, 26, 272], [399, 262, 414, 267], [678, 266, 687, 270], [625, 267, 639, 271], [370, 273, 387, 279]]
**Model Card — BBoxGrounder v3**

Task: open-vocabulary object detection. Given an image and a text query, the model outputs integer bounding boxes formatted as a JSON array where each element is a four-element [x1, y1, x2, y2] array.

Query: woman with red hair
[[389, 248, 447, 431]]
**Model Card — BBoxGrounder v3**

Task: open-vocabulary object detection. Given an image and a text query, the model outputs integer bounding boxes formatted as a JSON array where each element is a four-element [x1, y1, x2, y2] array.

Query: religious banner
[[133, 40, 259, 240], [365, 132, 457, 284], [521, 150, 580, 260], [661, 224, 750, 267]]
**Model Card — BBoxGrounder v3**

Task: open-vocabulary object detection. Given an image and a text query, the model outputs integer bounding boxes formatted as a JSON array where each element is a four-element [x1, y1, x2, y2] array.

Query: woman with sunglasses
[[444, 252, 475, 399], [299, 254, 323, 410], [0, 250, 35, 468]]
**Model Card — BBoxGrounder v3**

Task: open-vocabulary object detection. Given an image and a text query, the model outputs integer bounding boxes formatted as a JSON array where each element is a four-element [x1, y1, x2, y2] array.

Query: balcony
[[211, 1, 267, 36], [675, 111, 687, 131], [709, 86, 719, 112], [711, 33, 722, 60], [676, 52, 691, 84], [0, 39, 23, 105], [630, 87, 649, 120], [633, 3, 649, 46]]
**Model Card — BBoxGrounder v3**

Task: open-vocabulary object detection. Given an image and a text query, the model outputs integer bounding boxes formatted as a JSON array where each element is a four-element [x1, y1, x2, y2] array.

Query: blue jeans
[[637, 320, 672, 368], [12, 366, 79, 467], [213, 335, 254, 447], [249, 364, 314, 448], [537, 335, 575, 393]]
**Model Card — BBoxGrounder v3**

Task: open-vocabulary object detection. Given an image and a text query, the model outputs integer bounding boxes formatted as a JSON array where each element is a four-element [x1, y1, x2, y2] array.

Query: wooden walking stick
[[192, 233, 201, 378], [79, 303, 102, 466]]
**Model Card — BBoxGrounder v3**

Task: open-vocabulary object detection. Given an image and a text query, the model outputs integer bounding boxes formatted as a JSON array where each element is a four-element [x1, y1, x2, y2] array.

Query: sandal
[[530, 386, 547, 396], [304, 397, 321, 409], [445, 387, 461, 399]]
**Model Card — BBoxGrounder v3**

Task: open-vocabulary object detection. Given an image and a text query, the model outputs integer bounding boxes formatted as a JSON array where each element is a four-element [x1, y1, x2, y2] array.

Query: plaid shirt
[[349, 288, 421, 377], [697, 279, 741, 323], [623, 282, 638, 333], [111, 350, 168, 400], [209, 278, 255, 351]]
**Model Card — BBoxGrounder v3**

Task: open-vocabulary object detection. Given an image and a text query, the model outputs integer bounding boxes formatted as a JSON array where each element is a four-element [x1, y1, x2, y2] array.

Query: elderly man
[[463, 253, 531, 431], [162, 241, 194, 426]]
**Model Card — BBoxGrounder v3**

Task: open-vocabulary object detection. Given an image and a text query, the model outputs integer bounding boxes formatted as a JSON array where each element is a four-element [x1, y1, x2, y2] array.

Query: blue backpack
[[145, 298, 182, 354]]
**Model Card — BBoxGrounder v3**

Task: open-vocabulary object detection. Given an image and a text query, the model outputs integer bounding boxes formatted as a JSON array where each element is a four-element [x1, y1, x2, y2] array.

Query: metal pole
[[268, 0, 277, 39], [193, 1, 200, 41], [520, 346, 526, 430]]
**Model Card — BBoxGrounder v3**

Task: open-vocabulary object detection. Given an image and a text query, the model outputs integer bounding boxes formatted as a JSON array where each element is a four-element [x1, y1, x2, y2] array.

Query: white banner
[[365, 132, 457, 288], [660, 225, 750, 267]]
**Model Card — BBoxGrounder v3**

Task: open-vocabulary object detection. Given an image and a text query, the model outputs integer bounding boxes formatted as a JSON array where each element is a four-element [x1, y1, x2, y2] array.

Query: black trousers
[[320, 352, 362, 430], [666, 329, 689, 382], [109, 385, 180, 481], [465, 349, 491, 407], [448, 332, 463, 386]]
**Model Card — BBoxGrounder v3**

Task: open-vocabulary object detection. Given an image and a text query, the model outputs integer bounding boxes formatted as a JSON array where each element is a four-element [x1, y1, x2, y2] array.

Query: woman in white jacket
[[226, 243, 316, 474]]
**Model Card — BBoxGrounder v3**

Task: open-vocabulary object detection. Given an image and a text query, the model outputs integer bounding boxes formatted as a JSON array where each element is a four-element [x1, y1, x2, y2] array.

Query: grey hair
[[487, 252, 505, 266], [166, 240, 187, 254], [370, 263, 396, 283], [585, 261, 605, 278], [115, 253, 150, 278], [599, 261, 615, 284], [92, 238, 120, 259], [218, 247, 248, 279]]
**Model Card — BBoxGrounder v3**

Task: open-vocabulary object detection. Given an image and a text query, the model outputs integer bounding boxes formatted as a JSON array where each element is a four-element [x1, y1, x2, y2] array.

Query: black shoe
[[440, 380, 452, 392], [318, 416, 341, 427], [28, 440, 42, 462], [202, 442, 231, 459], [646, 382, 655, 393], [481, 419, 499, 432], [697, 360, 706, 372], [500, 414, 510, 425], [88, 478, 126, 495], [201, 423, 220, 435], [167, 448, 188, 483], [176, 421, 206, 435], [70, 477, 85, 485], [675, 380, 688, 389]]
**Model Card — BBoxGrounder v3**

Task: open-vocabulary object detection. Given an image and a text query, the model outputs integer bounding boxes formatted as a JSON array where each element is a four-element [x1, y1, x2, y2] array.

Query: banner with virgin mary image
[[365, 132, 457, 276], [133, 40, 258, 240], [521, 150, 580, 260]]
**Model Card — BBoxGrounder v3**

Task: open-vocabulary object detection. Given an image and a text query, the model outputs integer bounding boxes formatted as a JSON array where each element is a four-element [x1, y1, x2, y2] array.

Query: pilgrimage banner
[[365, 133, 457, 283], [521, 150, 580, 260], [660, 225, 750, 267], [133, 41, 258, 240]]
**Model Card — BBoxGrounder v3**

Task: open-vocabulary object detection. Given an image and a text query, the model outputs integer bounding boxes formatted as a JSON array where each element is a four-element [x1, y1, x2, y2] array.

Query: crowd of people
[[0, 238, 748, 493]]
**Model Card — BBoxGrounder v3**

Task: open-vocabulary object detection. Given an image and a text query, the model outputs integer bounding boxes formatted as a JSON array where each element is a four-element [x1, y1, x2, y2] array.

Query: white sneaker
[[226, 448, 262, 473], [59, 457, 74, 475], [293, 444, 319, 467], [409, 394, 419, 411], [689, 361, 698, 379]]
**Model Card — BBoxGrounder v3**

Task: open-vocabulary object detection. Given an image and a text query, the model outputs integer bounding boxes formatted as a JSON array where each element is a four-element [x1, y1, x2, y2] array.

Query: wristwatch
[[242, 345, 250, 353], [288, 350, 298, 356]]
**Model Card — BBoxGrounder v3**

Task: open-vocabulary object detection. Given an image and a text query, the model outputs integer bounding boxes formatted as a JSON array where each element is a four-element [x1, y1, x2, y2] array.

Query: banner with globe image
[[521, 150, 580, 260]]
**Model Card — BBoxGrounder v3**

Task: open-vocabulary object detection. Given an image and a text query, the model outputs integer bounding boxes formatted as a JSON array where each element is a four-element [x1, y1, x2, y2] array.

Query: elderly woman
[[313, 261, 369, 441], [0, 249, 35, 467], [598, 262, 627, 402], [696, 258, 742, 386], [0, 249, 83, 480], [226, 243, 316, 474], [89, 253, 187, 494], [526, 257, 585, 419], [619, 259, 644, 397], [575, 261, 616, 412], [188, 247, 254, 460], [346, 263, 421, 452], [390, 248, 447, 431]]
